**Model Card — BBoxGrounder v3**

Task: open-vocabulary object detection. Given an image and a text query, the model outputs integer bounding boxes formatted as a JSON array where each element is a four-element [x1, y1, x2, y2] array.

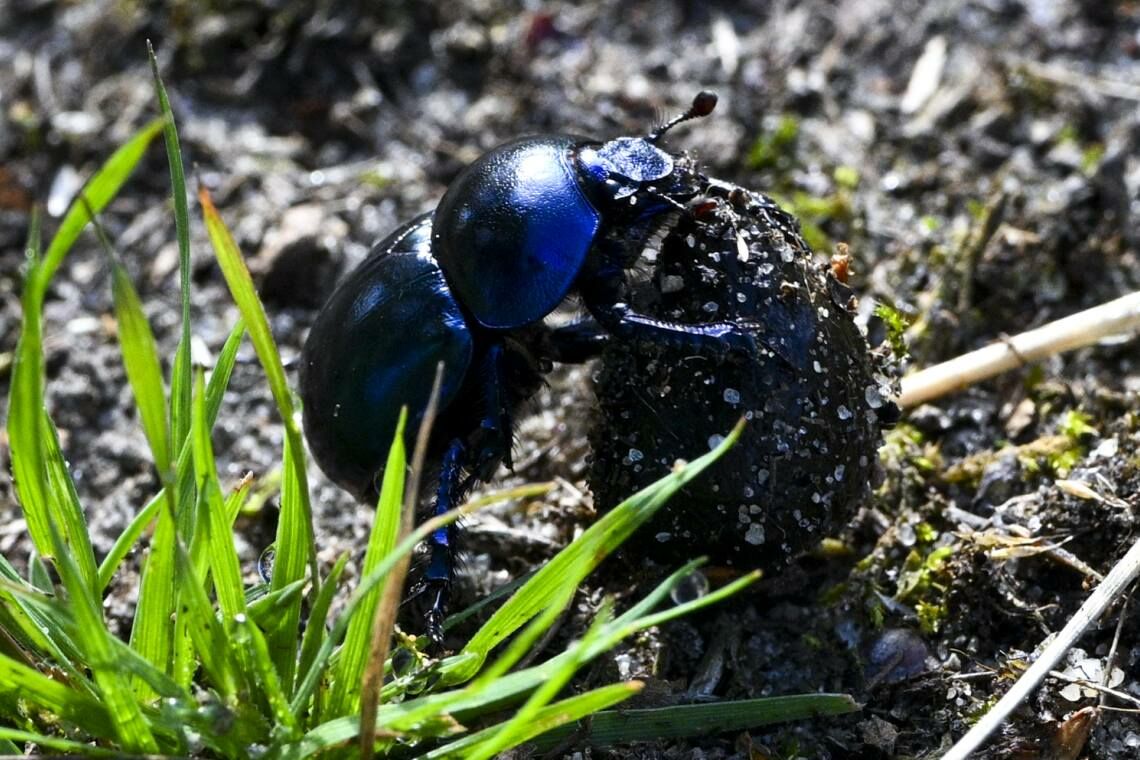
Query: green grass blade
[[4, 565, 187, 706], [297, 553, 348, 724], [178, 468, 255, 684], [192, 370, 246, 618], [469, 576, 577, 691], [148, 42, 193, 451], [127, 499, 177, 698], [124, 322, 245, 689], [7, 214, 50, 556], [109, 257, 172, 474], [97, 320, 245, 591], [143, 70, 207, 697], [328, 409, 407, 719], [7, 120, 168, 697], [378, 574, 583, 738], [268, 432, 307, 691], [7, 209, 97, 591], [0, 727, 129, 758], [200, 188, 317, 692], [285, 682, 641, 760], [175, 511, 210, 687], [252, 559, 757, 758], [0, 653, 112, 735], [607, 573, 760, 637], [231, 613, 301, 739], [441, 569, 533, 634], [432, 555, 585, 717], [223, 477, 252, 527], [246, 579, 307, 632], [0, 573, 90, 680], [606, 558, 708, 625], [97, 494, 160, 592], [289, 602, 627, 759], [40, 412, 99, 593], [101, 634, 186, 702], [528, 694, 861, 751], [0, 578, 56, 660], [6, 324, 49, 547], [464, 600, 614, 760], [198, 189, 316, 565], [207, 319, 245, 428], [47, 519, 158, 752], [172, 532, 238, 699], [387, 565, 583, 739], [412, 566, 758, 721], [27, 550, 52, 592], [10, 120, 161, 555], [286, 485, 544, 717], [457, 419, 745, 670], [427, 683, 642, 760], [168, 372, 226, 690], [38, 118, 164, 288]]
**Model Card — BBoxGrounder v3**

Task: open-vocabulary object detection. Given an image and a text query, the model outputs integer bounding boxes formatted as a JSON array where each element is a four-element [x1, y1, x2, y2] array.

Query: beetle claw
[[425, 581, 449, 648]]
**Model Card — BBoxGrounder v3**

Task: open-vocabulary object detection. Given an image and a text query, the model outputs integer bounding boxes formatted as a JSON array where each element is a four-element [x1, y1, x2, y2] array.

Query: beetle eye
[[577, 147, 612, 184]]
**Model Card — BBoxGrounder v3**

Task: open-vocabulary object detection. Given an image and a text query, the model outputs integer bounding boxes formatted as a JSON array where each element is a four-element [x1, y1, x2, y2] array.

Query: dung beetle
[[429, 91, 756, 356], [300, 92, 751, 643]]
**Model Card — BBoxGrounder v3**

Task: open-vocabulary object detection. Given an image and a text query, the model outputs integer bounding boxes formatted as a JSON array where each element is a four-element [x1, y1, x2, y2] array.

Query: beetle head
[[576, 91, 718, 203]]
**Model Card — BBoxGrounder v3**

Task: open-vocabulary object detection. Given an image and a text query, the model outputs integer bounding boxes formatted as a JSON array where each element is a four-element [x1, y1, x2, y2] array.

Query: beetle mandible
[[300, 92, 754, 642]]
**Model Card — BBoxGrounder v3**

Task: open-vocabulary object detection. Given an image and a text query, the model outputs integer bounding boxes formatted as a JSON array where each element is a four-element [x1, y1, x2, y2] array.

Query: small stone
[[865, 629, 931, 687], [255, 204, 348, 307]]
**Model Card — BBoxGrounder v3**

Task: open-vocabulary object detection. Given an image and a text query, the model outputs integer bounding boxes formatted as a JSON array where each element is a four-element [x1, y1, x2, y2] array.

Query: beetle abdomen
[[300, 213, 474, 500], [433, 136, 600, 330]]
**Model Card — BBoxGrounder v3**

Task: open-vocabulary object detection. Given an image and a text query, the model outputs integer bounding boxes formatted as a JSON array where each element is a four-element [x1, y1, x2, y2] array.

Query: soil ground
[[2, 1, 1139, 757]]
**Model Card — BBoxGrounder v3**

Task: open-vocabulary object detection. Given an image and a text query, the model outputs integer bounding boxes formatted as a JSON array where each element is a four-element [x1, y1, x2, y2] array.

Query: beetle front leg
[[579, 253, 785, 362], [587, 299, 782, 361]]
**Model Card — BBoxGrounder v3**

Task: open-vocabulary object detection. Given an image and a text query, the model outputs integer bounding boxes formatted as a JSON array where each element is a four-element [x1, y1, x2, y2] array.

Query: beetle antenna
[[643, 187, 690, 213], [647, 91, 718, 143]]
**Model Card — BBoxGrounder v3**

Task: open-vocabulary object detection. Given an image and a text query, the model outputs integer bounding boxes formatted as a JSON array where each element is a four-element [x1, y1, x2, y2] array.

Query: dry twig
[[942, 536, 1140, 760], [899, 290, 1140, 408], [1016, 58, 1140, 103]]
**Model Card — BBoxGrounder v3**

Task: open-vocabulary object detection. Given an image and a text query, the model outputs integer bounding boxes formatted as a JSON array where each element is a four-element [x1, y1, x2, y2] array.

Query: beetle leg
[[579, 249, 779, 361], [424, 438, 465, 645], [586, 300, 792, 363], [470, 343, 515, 478], [542, 319, 610, 363]]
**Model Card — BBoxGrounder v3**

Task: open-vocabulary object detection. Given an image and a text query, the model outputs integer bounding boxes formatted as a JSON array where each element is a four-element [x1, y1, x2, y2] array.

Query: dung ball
[[588, 186, 896, 570]]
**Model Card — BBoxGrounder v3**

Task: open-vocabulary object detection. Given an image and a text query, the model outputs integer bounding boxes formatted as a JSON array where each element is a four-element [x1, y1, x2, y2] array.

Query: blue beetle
[[300, 92, 758, 642]]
